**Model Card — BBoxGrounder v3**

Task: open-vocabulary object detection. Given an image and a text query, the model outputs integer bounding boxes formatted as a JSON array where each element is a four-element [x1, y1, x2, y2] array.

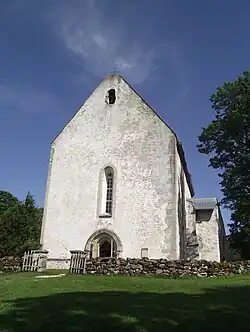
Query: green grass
[[1, 273, 250, 331]]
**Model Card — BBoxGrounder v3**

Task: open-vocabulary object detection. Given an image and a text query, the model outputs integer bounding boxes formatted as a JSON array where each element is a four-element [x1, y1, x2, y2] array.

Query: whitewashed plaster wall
[[41, 75, 183, 261], [196, 207, 221, 261]]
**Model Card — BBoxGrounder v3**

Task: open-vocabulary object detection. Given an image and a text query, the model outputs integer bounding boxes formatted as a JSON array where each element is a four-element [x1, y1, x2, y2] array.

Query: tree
[[0, 191, 43, 257], [197, 70, 250, 259], [0, 191, 19, 215], [23, 192, 43, 251]]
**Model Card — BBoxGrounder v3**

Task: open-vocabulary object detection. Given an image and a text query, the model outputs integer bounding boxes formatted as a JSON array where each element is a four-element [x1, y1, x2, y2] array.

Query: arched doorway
[[85, 229, 122, 259], [89, 233, 117, 258]]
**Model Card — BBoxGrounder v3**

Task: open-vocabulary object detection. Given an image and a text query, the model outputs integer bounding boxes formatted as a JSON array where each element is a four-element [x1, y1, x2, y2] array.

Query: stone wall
[[0, 256, 22, 273], [2, 256, 250, 277], [83, 258, 250, 277]]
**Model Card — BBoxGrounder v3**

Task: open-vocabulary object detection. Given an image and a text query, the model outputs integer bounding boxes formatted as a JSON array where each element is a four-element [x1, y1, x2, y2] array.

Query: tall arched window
[[105, 167, 114, 214], [98, 166, 115, 217]]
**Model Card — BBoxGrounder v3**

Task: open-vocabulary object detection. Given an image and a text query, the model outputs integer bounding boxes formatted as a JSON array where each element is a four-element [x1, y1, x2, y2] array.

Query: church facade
[[40, 74, 227, 269]]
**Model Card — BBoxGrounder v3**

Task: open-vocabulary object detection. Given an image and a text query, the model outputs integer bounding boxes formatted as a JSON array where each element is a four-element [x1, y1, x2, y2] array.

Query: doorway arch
[[85, 229, 123, 258]]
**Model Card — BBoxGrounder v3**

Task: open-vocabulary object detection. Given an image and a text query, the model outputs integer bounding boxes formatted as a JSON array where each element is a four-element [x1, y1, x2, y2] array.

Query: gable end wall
[[41, 75, 180, 260]]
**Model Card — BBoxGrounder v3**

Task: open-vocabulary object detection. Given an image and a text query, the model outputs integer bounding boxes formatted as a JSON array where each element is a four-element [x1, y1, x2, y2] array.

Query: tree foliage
[[0, 190, 43, 257], [198, 70, 250, 259], [0, 191, 19, 215]]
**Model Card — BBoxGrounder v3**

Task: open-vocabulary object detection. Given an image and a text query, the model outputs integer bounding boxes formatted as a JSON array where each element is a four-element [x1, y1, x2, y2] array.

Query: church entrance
[[90, 232, 117, 258], [99, 240, 111, 257]]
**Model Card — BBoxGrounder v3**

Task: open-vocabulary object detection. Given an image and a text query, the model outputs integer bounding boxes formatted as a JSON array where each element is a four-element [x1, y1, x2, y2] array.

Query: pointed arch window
[[105, 168, 114, 214], [99, 166, 115, 217]]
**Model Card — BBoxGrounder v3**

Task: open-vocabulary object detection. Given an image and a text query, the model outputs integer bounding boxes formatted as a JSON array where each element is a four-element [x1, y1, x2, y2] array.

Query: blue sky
[[0, 0, 249, 231]]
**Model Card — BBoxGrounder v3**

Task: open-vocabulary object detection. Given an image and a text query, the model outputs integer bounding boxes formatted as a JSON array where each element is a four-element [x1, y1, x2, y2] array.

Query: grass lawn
[[1, 273, 250, 331]]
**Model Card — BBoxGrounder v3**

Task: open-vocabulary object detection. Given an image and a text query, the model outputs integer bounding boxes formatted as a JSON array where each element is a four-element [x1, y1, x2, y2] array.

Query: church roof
[[191, 198, 218, 210]]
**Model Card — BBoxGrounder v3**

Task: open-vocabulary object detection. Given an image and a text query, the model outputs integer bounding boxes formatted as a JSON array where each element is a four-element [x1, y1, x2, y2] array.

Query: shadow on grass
[[1, 285, 250, 331]]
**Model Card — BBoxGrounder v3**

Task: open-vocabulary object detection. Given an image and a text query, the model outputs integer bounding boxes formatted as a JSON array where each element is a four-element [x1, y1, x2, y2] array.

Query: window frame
[[98, 166, 116, 218], [105, 170, 114, 215]]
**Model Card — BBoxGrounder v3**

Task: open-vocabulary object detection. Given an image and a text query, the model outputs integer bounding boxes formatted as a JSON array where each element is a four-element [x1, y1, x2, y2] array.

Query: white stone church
[[40, 74, 227, 268]]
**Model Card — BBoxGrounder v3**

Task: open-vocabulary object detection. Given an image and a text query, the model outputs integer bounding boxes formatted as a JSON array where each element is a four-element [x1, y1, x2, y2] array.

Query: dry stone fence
[[1, 249, 250, 277], [72, 256, 250, 277], [0, 250, 48, 273], [69, 250, 250, 277]]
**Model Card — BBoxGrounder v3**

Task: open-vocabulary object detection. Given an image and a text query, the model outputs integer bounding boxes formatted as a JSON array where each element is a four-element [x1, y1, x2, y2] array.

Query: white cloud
[[54, 1, 165, 85], [0, 85, 59, 114]]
